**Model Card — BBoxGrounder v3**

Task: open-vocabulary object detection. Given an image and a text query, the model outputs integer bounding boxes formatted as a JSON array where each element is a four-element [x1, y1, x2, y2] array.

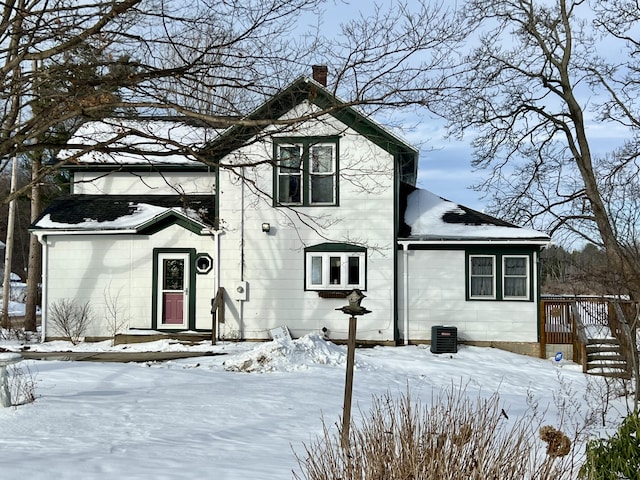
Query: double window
[[468, 253, 531, 300], [305, 244, 366, 291], [275, 137, 338, 206]]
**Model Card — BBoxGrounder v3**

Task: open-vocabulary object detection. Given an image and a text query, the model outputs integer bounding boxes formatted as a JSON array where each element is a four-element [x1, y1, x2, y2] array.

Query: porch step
[[585, 338, 632, 379], [114, 331, 212, 346], [588, 370, 632, 379]]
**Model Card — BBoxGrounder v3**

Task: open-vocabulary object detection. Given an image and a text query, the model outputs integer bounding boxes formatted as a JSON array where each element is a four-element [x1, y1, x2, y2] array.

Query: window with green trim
[[305, 243, 366, 290], [468, 253, 531, 301], [469, 255, 495, 299], [275, 138, 338, 206], [502, 255, 530, 299]]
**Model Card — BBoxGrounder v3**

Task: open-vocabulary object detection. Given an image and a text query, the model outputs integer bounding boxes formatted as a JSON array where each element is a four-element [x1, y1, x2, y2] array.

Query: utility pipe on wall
[[401, 242, 410, 346], [34, 233, 48, 342], [239, 168, 245, 338], [211, 229, 223, 339]]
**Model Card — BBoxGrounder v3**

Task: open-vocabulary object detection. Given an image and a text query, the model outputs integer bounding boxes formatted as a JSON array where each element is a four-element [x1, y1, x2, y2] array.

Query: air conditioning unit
[[431, 326, 458, 354]]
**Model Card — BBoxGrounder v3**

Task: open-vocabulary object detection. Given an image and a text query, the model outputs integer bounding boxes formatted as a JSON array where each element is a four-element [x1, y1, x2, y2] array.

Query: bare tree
[[22, 154, 41, 332], [103, 283, 130, 345], [0, 160, 31, 278], [424, 0, 640, 301], [0, 0, 327, 183], [0, 0, 467, 335], [48, 298, 94, 344], [0, 0, 465, 185]]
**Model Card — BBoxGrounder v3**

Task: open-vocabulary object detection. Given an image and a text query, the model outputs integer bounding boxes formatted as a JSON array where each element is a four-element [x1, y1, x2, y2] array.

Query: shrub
[[103, 284, 130, 345], [8, 362, 37, 406], [540, 425, 572, 457], [294, 386, 576, 480], [49, 298, 93, 345], [579, 410, 640, 479]]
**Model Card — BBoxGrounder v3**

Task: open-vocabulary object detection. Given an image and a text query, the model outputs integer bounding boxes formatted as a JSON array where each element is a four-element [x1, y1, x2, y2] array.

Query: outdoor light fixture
[[261, 223, 271, 233]]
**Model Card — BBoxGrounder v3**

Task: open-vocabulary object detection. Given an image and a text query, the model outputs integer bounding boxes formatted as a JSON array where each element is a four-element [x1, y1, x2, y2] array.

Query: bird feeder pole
[[336, 289, 371, 450], [341, 314, 358, 449]]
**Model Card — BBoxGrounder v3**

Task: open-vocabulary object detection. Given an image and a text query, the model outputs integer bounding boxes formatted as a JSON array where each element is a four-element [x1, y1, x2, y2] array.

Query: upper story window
[[274, 137, 339, 206], [468, 253, 532, 301]]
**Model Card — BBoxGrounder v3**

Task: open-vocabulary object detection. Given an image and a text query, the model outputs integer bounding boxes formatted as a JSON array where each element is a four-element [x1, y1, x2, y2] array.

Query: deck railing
[[570, 303, 589, 372], [540, 296, 637, 365], [540, 296, 619, 346], [541, 299, 574, 346]]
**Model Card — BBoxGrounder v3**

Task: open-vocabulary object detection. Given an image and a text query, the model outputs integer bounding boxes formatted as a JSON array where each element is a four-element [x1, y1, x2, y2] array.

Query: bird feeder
[[336, 289, 371, 317]]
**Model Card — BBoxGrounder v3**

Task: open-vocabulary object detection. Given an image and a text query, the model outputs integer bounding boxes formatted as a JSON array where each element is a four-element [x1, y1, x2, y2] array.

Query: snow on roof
[[35, 202, 203, 231], [32, 195, 216, 234], [404, 188, 549, 242], [59, 119, 220, 165]]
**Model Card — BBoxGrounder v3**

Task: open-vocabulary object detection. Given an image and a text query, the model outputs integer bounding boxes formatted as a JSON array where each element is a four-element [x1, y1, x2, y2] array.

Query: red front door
[[158, 253, 189, 328], [162, 292, 184, 324]]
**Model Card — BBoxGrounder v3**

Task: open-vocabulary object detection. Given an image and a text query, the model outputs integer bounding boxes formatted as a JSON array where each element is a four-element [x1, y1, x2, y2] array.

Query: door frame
[[152, 248, 197, 330]]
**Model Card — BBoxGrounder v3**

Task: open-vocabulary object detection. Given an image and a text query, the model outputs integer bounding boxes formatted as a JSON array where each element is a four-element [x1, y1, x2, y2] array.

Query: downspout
[[400, 242, 410, 345], [239, 167, 245, 339], [213, 230, 222, 294], [210, 228, 223, 340], [34, 232, 48, 342], [534, 248, 541, 348]]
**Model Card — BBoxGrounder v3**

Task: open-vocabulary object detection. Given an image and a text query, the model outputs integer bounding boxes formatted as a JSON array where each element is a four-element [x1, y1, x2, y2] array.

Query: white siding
[[42, 100, 543, 345], [397, 250, 538, 343], [216, 109, 398, 342], [72, 171, 216, 195], [44, 225, 217, 338]]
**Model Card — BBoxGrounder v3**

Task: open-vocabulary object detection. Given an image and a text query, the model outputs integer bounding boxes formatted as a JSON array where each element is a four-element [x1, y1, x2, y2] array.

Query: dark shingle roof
[[32, 195, 216, 229], [440, 205, 518, 228], [398, 183, 549, 242]]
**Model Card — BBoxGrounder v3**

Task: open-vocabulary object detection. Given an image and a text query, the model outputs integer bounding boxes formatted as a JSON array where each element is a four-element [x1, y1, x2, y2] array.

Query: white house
[[31, 69, 550, 355]]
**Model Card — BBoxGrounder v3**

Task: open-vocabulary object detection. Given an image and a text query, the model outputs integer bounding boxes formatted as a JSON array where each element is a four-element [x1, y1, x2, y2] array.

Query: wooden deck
[[540, 296, 636, 378]]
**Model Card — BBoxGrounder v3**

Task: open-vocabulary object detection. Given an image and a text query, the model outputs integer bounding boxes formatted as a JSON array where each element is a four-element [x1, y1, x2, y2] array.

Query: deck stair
[[585, 338, 632, 379]]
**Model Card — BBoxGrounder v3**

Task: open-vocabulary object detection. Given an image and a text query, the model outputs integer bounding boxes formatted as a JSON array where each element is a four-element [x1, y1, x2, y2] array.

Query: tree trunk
[[558, 26, 640, 300], [1, 157, 18, 329], [23, 154, 41, 332]]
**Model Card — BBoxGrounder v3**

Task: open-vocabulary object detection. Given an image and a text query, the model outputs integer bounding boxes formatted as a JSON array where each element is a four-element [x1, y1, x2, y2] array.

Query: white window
[[309, 144, 336, 204], [468, 253, 532, 301], [469, 255, 496, 299], [276, 144, 303, 204], [275, 139, 338, 206], [503, 255, 530, 299], [306, 251, 365, 290]]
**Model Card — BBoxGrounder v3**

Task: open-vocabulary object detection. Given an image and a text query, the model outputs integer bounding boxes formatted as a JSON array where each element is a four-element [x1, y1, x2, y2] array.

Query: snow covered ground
[[0, 332, 630, 479], [0, 280, 30, 316]]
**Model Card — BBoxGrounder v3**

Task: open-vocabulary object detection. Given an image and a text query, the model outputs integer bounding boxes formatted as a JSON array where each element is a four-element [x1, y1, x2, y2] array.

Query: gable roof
[[58, 76, 419, 185], [204, 76, 418, 168], [58, 118, 220, 169], [31, 195, 215, 235], [399, 184, 550, 244]]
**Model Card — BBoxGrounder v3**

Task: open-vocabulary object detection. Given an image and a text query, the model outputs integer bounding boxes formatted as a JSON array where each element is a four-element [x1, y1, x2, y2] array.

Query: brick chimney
[[312, 65, 328, 87]]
